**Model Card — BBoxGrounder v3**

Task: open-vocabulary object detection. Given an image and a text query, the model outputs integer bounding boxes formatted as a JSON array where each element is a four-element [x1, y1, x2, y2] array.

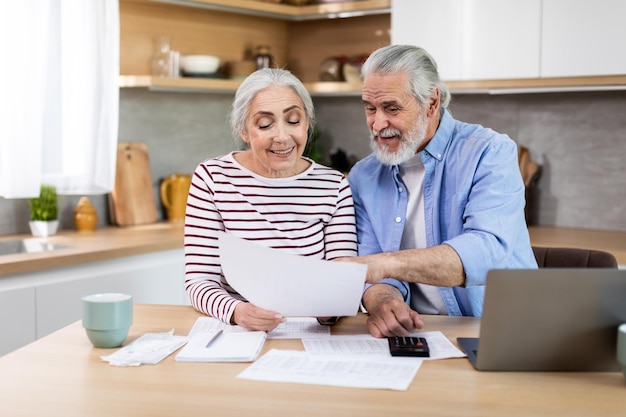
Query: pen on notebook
[[205, 330, 223, 348]]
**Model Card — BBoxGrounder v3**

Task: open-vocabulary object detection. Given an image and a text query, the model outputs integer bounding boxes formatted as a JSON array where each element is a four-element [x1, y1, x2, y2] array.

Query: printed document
[[301, 331, 467, 360], [238, 349, 422, 391], [189, 316, 331, 339], [218, 232, 367, 317]]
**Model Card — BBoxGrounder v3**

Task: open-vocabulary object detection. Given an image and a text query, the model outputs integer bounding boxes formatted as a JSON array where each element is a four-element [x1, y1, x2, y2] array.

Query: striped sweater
[[184, 152, 357, 323]]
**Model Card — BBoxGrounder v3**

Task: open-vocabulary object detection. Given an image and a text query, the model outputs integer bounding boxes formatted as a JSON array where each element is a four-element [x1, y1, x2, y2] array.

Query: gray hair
[[361, 45, 451, 113], [229, 68, 315, 139]]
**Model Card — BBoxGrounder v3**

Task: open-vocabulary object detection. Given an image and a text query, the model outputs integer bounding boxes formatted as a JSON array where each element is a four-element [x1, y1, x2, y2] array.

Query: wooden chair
[[532, 246, 618, 268]]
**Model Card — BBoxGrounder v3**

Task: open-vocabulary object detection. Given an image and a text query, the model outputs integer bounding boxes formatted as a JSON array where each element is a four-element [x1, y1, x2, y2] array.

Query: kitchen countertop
[[527, 225, 626, 266], [0, 222, 184, 276], [1, 224, 624, 277]]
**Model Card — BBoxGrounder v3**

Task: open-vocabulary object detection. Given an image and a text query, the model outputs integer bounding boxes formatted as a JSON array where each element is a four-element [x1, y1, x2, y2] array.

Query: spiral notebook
[[175, 330, 267, 363]]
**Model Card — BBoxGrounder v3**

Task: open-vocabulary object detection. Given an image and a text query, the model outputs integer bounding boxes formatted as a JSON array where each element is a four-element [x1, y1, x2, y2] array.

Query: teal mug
[[82, 293, 133, 348]]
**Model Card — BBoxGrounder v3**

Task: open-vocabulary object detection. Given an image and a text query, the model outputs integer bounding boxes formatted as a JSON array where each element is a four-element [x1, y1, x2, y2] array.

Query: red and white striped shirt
[[184, 152, 357, 323]]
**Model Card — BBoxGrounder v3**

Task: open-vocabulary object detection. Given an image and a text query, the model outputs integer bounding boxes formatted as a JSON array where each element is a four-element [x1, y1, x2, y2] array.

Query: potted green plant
[[28, 184, 59, 237]]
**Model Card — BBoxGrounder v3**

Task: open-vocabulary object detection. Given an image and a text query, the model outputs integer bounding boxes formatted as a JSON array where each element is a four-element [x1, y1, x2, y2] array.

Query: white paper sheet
[[188, 316, 331, 339], [301, 331, 467, 360], [218, 232, 367, 317], [268, 317, 331, 339], [175, 331, 266, 363], [101, 331, 188, 367], [237, 349, 422, 391]]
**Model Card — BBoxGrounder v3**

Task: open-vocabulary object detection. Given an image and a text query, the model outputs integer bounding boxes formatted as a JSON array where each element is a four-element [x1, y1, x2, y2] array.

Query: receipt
[[101, 330, 188, 366]]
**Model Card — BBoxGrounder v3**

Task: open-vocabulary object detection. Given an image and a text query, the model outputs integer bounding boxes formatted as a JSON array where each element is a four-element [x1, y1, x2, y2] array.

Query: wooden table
[[0, 305, 624, 417]]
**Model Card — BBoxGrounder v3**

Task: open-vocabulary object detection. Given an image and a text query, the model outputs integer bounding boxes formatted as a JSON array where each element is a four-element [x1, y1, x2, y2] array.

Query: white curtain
[[0, 0, 119, 198]]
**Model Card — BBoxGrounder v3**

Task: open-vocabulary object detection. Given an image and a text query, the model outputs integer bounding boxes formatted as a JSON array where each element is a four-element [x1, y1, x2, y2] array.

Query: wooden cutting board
[[108, 142, 158, 226]]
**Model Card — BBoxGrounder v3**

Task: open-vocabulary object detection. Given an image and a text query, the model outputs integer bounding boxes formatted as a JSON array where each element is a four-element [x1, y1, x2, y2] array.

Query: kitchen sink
[[0, 239, 71, 256]]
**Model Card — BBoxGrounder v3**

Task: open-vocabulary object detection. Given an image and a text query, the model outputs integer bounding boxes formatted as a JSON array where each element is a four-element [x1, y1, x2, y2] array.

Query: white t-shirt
[[399, 155, 447, 315]]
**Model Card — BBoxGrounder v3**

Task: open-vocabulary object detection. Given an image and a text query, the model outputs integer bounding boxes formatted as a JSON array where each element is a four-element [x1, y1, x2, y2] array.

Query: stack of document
[[175, 233, 467, 391]]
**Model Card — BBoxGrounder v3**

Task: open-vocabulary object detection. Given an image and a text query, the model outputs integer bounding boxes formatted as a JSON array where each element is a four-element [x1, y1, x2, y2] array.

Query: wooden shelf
[[120, 74, 626, 96], [149, 0, 391, 21], [119, 75, 364, 96], [448, 74, 626, 94]]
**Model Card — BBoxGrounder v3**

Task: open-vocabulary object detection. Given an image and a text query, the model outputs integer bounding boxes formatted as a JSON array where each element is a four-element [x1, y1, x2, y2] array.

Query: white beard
[[370, 112, 428, 166]]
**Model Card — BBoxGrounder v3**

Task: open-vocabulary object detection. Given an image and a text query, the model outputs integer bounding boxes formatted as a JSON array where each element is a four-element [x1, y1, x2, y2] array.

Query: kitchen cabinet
[[391, 0, 626, 93], [119, 0, 391, 95], [392, 0, 541, 81], [0, 288, 35, 356], [391, 0, 463, 80], [460, 0, 541, 81], [0, 249, 186, 356], [541, 0, 626, 77]]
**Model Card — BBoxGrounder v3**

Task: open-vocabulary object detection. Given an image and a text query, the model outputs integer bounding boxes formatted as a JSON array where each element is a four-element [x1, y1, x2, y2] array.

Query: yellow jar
[[74, 197, 98, 232]]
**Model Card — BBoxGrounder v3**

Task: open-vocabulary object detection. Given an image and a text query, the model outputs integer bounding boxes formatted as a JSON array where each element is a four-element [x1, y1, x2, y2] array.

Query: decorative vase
[[29, 220, 59, 237], [160, 173, 191, 222], [74, 197, 98, 232]]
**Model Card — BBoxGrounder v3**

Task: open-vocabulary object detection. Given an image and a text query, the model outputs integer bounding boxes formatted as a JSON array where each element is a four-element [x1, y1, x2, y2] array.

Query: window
[[0, 0, 119, 198]]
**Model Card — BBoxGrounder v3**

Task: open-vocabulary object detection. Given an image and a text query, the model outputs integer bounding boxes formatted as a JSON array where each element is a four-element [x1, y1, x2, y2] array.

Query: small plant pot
[[29, 220, 59, 237]]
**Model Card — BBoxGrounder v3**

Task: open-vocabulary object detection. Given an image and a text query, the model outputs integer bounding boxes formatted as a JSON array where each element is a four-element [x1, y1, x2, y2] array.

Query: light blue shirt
[[348, 110, 538, 317]]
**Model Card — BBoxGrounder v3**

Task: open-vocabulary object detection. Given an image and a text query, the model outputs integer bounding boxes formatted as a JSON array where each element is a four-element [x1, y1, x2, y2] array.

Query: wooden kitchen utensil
[[108, 142, 158, 226]]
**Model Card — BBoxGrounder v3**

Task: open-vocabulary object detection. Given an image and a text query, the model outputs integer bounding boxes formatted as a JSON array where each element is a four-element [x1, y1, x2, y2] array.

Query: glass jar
[[254, 45, 275, 70], [151, 36, 171, 77]]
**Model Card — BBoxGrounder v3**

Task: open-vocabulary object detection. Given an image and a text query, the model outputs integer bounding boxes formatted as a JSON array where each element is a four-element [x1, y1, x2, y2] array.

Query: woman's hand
[[232, 302, 285, 332]]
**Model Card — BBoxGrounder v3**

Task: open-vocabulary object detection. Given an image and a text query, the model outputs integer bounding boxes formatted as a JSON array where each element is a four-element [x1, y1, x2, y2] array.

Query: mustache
[[372, 128, 402, 139]]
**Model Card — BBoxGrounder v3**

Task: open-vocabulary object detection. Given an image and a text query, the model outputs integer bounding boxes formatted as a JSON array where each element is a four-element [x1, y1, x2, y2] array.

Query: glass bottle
[[151, 36, 171, 77], [254, 45, 275, 70]]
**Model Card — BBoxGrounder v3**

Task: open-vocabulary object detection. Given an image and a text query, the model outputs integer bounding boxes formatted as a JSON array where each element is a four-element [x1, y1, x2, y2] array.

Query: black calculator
[[388, 336, 430, 357]]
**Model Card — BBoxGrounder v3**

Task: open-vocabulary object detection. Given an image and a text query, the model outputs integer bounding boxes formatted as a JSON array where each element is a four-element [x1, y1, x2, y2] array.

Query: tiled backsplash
[[1, 89, 624, 236]]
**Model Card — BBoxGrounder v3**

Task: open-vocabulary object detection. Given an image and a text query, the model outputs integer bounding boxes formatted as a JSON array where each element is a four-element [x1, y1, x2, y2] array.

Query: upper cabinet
[[392, 0, 464, 80], [392, 0, 541, 81], [119, 0, 391, 95], [541, 0, 626, 78], [460, 0, 541, 81], [392, 0, 626, 92]]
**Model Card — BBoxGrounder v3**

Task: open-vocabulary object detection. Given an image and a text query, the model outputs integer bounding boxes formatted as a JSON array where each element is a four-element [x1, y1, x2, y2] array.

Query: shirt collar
[[423, 109, 454, 161]]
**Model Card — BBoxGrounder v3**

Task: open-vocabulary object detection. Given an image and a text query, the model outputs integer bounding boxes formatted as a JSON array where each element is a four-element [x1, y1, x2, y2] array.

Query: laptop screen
[[460, 269, 626, 371]]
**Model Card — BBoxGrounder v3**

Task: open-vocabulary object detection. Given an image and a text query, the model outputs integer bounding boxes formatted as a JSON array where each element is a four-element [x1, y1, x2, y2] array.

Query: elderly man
[[346, 45, 537, 338]]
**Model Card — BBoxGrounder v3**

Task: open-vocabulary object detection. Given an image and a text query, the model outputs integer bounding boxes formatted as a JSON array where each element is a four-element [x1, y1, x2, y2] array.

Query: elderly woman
[[184, 68, 357, 332]]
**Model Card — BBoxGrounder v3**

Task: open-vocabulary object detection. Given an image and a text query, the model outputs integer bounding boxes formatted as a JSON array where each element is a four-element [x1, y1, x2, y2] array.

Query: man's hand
[[335, 245, 465, 287], [363, 284, 423, 338], [334, 253, 392, 284], [232, 302, 285, 332]]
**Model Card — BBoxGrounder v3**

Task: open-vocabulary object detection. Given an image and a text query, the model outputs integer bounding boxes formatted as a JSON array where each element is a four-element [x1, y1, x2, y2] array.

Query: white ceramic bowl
[[181, 55, 220, 74]]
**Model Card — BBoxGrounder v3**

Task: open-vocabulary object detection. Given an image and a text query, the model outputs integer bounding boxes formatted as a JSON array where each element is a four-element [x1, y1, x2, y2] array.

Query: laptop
[[457, 269, 626, 371]]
